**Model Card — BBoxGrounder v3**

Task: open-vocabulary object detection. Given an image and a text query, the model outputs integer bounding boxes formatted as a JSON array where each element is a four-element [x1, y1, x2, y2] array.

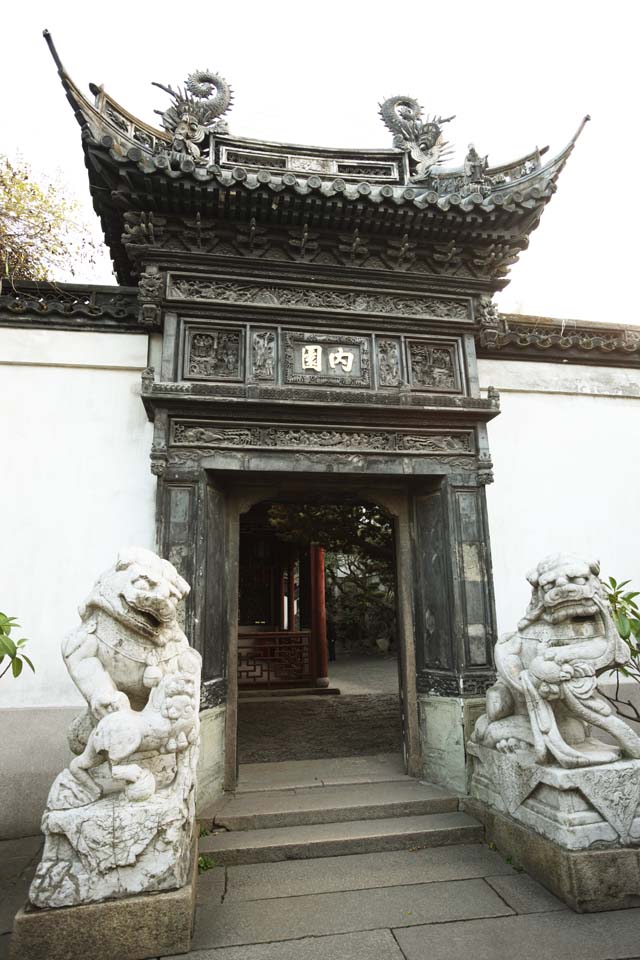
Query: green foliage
[[0, 155, 95, 282], [0, 612, 35, 680], [267, 503, 393, 564], [268, 503, 396, 653], [197, 854, 217, 873], [326, 552, 396, 653], [603, 577, 640, 724]]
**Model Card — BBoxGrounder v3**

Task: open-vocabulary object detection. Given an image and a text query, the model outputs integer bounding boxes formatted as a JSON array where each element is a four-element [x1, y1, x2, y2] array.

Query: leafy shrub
[[0, 612, 35, 679]]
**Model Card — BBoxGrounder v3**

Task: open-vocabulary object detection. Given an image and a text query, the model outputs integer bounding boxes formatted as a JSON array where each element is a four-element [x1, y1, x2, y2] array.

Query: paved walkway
[[3, 835, 640, 960], [0, 836, 43, 959], [183, 843, 640, 960], [3, 750, 640, 959], [328, 654, 399, 695]]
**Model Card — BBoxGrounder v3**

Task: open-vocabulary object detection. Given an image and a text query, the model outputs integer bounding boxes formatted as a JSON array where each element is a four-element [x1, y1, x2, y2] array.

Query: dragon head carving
[[153, 70, 233, 159], [379, 95, 454, 180]]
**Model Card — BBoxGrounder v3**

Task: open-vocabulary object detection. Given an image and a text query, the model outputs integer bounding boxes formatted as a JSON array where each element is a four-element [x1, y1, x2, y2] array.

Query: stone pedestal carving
[[468, 744, 640, 849], [27, 548, 201, 910], [468, 554, 640, 910]]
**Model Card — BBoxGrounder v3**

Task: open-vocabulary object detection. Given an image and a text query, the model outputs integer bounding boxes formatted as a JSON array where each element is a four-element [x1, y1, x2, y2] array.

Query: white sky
[[3, 0, 637, 323]]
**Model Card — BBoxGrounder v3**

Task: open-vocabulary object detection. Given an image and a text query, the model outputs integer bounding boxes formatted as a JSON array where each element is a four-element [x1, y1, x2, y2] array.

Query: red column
[[311, 543, 329, 687], [288, 550, 297, 631], [279, 560, 287, 631]]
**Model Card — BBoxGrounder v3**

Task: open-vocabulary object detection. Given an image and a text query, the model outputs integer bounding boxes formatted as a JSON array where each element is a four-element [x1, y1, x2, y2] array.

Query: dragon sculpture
[[153, 69, 233, 159], [379, 95, 454, 181]]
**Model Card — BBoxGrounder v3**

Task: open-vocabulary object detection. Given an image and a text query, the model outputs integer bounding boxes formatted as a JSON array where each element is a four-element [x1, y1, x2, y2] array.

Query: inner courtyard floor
[[238, 655, 402, 763]]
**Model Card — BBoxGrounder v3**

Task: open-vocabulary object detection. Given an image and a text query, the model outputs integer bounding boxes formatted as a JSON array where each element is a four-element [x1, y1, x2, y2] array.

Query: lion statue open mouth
[[472, 553, 640, 768], [29, 548, 202, 909]]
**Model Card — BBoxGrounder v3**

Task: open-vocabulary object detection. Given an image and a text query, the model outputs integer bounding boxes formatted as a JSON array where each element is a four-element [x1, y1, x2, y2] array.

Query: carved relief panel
[[250, 330, 276, 380], [407, 339, 461, 393], [179, 321, 466, 397], [170, 419, 475, 458], [184, 326, 244, 381], [376, 338, 403, 387]]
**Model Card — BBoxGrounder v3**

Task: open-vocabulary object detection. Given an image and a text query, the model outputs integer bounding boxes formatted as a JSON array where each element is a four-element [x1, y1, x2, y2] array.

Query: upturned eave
[[44, 31, 588, 286]]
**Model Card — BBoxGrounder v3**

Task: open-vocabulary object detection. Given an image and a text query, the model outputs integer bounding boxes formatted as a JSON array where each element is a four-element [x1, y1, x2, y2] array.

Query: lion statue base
[[468, 553, 640, 850], [28, 548, 201, 909]]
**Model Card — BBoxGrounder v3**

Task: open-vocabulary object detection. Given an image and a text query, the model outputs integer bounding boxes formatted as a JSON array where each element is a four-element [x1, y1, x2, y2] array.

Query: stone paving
[[3, 836, 640, 959], [0, 836, 43, 960], [238, 695, 402, 763], [328, 655, 399, 695], [3, 742, 640, 959]]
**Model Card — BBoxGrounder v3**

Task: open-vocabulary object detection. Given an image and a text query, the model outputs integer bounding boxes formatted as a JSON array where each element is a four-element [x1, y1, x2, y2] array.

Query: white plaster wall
[[0, 328, 156, 709], [478, 359, 640, 635]]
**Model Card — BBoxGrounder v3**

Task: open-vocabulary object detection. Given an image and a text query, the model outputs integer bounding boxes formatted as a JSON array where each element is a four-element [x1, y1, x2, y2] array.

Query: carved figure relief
[[251, 330, 276, 380], [105, 103, 129, 134], [396, 434, 472, 453], [377, 339, 402, 386], [138, 272, 164, 301], [186, 329, 242, 380], [408, 341, 458, 391], [138, 272, 164, 328], [476, 295, 501, 329], [472, 554, 640, 768], [29, 549, 200, 908], [168, 275, 470, 322], [174, 423, 258, 446], [170, 419, 474, 457], [464, 144, 489, 182]]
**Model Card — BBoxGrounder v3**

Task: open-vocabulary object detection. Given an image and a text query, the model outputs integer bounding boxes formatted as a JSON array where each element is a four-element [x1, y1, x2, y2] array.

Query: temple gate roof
[[44, 32, 588, 288]]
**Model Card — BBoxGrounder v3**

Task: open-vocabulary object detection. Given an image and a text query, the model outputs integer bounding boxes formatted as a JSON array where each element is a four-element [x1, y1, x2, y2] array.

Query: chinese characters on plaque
[[301, 344, 355, 374], [285, 332, 369, 387]]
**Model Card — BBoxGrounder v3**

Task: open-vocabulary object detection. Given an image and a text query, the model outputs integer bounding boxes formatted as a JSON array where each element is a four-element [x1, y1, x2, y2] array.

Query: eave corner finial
[[42, 28, 64, 74]]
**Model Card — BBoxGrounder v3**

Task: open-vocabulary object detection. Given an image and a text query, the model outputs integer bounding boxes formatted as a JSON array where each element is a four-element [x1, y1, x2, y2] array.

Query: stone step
[[207, 780, 459, 831], [198, 811, 482, 865], [236, 753, 411, 793], [239, 687, 341, 699]]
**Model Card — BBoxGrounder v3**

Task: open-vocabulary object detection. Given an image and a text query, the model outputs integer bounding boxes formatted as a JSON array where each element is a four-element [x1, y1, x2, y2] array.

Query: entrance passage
[[236, 500, 403, 763]]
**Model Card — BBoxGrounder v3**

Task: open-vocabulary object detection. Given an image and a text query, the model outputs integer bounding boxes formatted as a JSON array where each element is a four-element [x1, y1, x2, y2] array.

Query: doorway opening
[[236, 498, 403, 765]]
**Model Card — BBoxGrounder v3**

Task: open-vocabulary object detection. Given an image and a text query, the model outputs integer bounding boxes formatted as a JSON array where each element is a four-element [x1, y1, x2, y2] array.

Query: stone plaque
[[184, 326, 244, 381], [284, 332, 371, 387]]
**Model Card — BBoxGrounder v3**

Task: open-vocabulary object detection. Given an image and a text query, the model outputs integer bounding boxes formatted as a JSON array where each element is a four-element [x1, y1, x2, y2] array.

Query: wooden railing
[[238, 630, 314, 687]]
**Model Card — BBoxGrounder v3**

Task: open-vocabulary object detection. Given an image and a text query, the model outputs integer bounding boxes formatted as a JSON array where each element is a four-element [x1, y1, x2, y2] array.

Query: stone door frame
[[157, 445, 497, 794]]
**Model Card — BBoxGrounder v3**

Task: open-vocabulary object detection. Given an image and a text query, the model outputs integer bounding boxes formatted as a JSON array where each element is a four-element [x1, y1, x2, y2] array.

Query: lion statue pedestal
[[467, 553, 640, 912], [10, 548, 201, 960]]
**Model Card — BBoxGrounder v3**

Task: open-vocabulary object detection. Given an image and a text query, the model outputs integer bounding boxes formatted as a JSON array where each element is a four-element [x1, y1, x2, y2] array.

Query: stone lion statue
[[29, 548, 202, 909], [473, 553, 640, 768], [58, 547, 200, 802]]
